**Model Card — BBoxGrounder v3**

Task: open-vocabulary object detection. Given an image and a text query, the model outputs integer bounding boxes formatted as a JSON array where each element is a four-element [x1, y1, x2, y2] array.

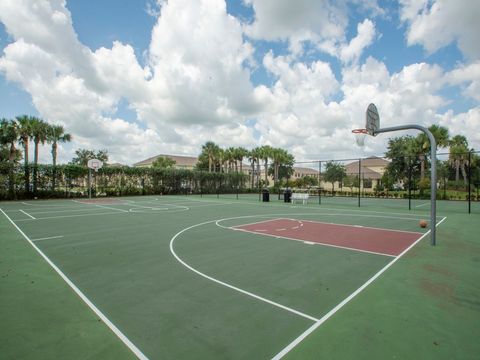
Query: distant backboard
[[87, 159, 103, 171], [366, 103, 380, 136]]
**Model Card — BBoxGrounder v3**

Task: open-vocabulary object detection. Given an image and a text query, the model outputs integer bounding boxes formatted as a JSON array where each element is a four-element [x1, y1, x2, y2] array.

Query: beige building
[[293, 166, 319, 179], [344, 156, 389, 190], [319, 156, 389, 191], [133, 154, 198, 169]]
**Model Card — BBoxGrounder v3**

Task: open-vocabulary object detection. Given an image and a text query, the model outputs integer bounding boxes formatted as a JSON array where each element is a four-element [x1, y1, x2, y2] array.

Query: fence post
[[468, 151, 472, 214], [358, 158, 361, 207], [408, 156, 412, 211], [318, 161, 321, 205]]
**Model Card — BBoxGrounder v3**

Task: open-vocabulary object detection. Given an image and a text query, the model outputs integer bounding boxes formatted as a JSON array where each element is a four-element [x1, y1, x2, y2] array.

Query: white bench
[[291, 193, 309, 205]]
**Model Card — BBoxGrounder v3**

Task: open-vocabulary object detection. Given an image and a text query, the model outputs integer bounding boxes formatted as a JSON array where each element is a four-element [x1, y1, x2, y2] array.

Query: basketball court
[[4, 193, 478, 359]]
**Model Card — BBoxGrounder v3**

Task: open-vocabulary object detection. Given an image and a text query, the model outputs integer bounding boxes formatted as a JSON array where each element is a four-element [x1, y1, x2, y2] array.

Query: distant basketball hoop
[[87, 159, 103, 172], [87, 159, 103, 199]]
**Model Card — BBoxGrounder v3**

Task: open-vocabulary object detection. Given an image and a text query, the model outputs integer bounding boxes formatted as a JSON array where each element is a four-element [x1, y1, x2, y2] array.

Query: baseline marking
[[0, 209, 149, 360], [271, 216, 447, 359], [20, 210, 36, 220]]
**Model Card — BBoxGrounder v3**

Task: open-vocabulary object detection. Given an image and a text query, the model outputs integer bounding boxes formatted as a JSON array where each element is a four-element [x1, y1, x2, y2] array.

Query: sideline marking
[[31, 235, 64, 242], [169, 219, 319, 323], [0, 209, 149, 360], [20, 210, 35, 219], [271, 216, 447, 359]]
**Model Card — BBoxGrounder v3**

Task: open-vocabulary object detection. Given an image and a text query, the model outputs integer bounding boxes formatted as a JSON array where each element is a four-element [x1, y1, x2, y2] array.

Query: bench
[[291, 193, 309, 205]]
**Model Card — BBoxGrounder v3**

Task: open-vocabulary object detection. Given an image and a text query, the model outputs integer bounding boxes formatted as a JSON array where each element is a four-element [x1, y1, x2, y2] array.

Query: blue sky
[[0, 0, 479, 164]]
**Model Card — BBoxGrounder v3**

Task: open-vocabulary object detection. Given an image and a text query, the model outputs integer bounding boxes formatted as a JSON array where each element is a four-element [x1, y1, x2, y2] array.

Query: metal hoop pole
[[375, 125, 437, 246]]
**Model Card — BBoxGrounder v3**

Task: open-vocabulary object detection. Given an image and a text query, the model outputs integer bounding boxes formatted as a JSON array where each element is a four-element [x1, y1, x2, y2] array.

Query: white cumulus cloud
[[400, 0, 480, 59]]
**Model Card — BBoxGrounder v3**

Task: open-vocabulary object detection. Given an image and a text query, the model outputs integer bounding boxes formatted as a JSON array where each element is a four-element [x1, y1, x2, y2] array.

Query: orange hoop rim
[[352, 128, 368, 134]]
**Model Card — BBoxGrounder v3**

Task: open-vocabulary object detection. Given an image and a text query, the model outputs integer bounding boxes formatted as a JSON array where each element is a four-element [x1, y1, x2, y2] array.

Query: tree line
[[195, 141, 295, 188], [0, 115, 71, 196], [382, 125, 478, 192]]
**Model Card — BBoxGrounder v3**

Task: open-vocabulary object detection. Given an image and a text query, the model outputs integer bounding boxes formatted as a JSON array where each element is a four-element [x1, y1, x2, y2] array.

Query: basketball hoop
[[87, 159, 103, 172], [352, 128, 368, 147]]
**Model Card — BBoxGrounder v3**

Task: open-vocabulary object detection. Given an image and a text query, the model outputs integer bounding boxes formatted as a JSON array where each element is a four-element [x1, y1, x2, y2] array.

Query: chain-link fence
[[1, 151, 479, 213]]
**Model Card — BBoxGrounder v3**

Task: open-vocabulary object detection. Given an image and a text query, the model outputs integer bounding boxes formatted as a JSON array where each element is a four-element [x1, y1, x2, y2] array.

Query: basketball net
[[352, 128, 368, 147]]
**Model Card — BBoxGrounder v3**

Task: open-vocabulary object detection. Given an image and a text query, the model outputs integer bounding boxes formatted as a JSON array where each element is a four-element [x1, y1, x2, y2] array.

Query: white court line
[[271, 216, 447, 360], [20, 209, 36, 219], [14, 211, 127, 221], [21, 202, 72, 208], [231, 218, 284, 229], [0, 208, 148, 360], [31, 235, 64, 242], [415, 202, 429, 208], [95, 204, 129, 213], [298, 219, 423, 235], [232, 227, 396, 258], [24, 207, 114, 215], [169, 219, 319, 323]]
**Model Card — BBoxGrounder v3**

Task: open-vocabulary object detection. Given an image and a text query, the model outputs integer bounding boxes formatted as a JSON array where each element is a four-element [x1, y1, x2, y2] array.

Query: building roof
[[293, 166, 319, 175], [345, 156, 389, 179], [133, 154, 198, 167]]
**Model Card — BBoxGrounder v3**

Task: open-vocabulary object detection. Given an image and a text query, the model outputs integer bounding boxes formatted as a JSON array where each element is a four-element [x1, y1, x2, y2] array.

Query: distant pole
[[88, 169, 91, 199], [358, 158, 361, 207], [318, 161, 322, 205], [408, 156, 412, 211], [468, 151, 472, 214]]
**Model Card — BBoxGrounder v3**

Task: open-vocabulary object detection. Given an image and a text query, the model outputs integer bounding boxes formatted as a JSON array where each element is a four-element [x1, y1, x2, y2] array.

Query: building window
[[363, 178, 372, 188]]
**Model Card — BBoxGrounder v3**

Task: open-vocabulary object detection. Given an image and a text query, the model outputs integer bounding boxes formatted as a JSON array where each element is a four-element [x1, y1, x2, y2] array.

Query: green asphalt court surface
[[1, 195, 479, 359]]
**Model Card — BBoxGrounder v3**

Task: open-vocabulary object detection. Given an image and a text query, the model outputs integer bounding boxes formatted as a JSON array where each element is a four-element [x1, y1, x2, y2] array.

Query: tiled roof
[[133, 154, 198, 167], [345, 157, 389, 179]]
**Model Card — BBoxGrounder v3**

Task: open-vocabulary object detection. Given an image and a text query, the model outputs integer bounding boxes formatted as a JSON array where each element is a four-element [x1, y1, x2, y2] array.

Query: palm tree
[[271, 148, 290, 186], [225, 147, 236, 173], [202, 141, 220, 173], [0, 119, 20, 197], [235, 147, 248, 175], [48, 124, 72, 191], [449, 135, 469, 184], [259, 145, 273, 186], [31, 118, 49, 193], [16, 115, 34, 194], [416, 125, 449, 180], [250, 147, 265, 188], [248, 148, 260, 188]]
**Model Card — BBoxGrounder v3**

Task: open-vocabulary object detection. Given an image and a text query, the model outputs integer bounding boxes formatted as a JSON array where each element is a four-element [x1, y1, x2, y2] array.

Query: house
[[292, 166, 319, 179], [344, 156, 389, 190], [133, 154, 198, 169]]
